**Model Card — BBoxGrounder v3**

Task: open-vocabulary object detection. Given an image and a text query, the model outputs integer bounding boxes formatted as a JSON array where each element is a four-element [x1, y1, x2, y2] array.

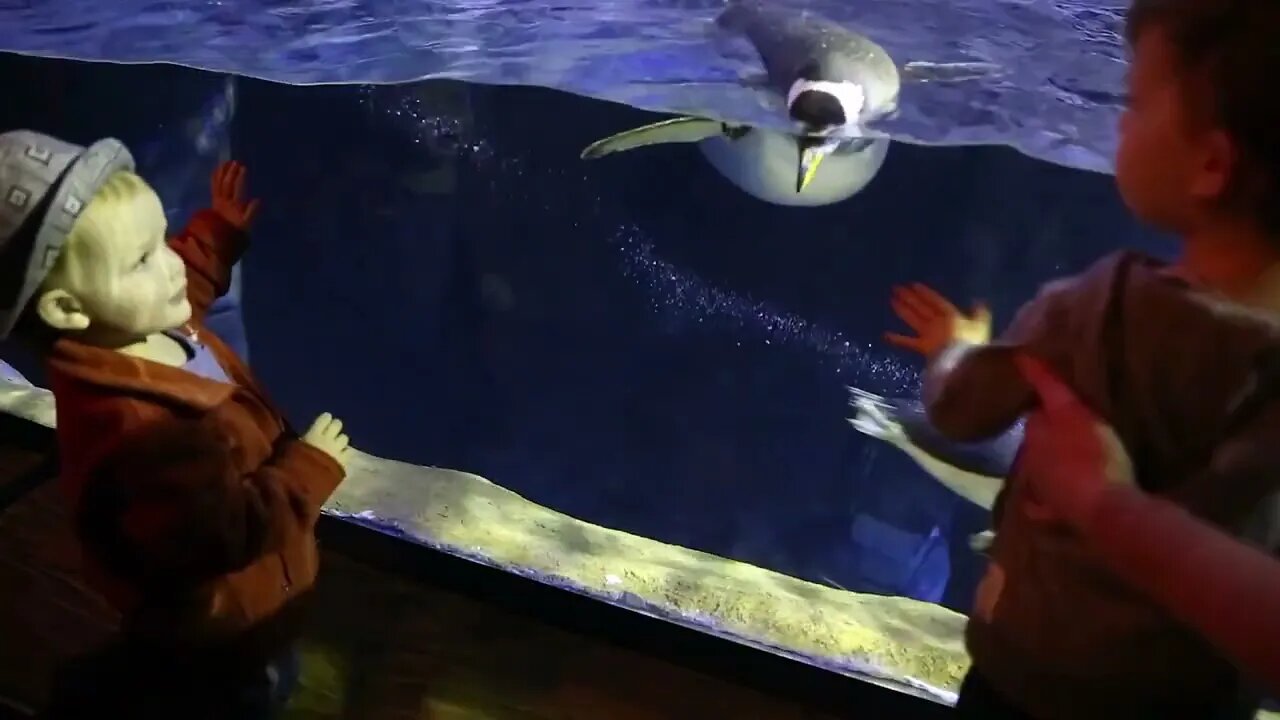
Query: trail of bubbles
[[609, 224, 921, 396], [355, 83, 497, 164]]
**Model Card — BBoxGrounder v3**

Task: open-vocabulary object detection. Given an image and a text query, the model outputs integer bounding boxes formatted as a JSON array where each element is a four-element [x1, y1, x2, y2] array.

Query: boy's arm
[[923, 293, 1062, 443], [1014, 352, 1280, 695], [1088, 396, 1280, 693], [169, 209, 249, 322], [79, 418, 343, 591], [1081, 475, 1280, 695]]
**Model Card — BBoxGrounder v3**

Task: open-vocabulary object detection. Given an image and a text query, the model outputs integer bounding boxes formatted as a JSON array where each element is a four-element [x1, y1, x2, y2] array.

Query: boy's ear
[[1191, 128, 1238, 201], [34, 288, 90, 332]]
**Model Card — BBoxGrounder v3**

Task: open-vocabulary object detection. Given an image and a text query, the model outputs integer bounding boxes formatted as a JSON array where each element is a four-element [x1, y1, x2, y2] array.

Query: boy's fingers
[[1022, 496, 1057, 522], [892, 287, 936, 326], [1014, 354, 1076, 412], [894, 285, 932, 315], [911, 283, 954, 312], [217, 162, 232, 188], [971, 301, 991, 323], [213, 161, 241, 197], [242, 199, 261, 224], [890, 297, 927, 329]]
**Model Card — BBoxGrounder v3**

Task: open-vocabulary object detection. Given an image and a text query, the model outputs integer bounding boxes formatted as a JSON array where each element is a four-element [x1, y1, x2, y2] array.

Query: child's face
[[1115, 28, 1235, 233], [57, 185, 192, 338]]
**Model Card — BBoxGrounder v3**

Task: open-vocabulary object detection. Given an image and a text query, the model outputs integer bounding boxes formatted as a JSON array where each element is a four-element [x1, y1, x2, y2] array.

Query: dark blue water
[[0, 52, 1172, 614]]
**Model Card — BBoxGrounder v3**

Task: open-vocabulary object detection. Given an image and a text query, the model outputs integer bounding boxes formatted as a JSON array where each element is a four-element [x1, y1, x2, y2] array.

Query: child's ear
[[34, 288, 91, 332], [1191, 128, 1237, 201]]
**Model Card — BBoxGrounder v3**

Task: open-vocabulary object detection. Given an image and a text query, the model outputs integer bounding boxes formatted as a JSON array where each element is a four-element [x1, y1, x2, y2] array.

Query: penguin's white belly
[[696, 130, 890, 207]]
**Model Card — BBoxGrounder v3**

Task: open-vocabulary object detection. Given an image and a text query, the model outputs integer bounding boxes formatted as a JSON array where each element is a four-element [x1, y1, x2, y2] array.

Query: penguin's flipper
[[901, 61, 1004, 84], [713, 71, 771, 90], [580, 117, 729, 160], [846, 387, 909, 448], [842, 138, 875, 153], [847, 386, 1005, 510]]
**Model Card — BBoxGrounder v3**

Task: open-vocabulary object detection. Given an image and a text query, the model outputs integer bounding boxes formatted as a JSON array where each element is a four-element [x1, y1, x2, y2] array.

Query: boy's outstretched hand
[[210, 160, 260, 231], [303, 412, 352, 470], [886, 282, 992, 358]]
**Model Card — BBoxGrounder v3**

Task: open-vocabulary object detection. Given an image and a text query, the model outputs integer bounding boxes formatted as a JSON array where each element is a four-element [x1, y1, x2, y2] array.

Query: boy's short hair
[[1126, 0, 1280, 234]]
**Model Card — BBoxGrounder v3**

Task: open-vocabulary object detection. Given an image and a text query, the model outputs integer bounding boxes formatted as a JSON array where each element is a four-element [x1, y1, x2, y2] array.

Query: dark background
[[0, 52, 1173, 613]]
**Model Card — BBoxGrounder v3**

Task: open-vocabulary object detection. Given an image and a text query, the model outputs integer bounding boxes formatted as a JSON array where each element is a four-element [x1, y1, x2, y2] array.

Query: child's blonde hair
[[45, 170, 160, 284]]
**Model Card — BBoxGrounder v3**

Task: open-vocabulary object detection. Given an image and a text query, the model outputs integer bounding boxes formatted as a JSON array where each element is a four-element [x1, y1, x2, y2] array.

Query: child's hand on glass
[[885, 282, 992, 358], [303, 412, 352, 469], [210, 160, 260, 231]]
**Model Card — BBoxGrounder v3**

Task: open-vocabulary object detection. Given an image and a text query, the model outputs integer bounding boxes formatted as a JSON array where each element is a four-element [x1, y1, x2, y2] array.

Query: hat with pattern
[[0, 130, 134, 339]]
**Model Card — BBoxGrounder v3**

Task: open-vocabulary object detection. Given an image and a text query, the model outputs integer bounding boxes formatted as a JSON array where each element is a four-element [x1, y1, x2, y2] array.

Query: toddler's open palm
[[886, 282, 992, 358], [304, 412, 352, 469], [210, 160, 260, 230]]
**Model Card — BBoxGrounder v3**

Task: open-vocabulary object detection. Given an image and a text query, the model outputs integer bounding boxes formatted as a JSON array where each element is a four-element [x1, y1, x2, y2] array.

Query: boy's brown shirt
[[926, 250, 1280, 719], [46, 208, 344, 651]]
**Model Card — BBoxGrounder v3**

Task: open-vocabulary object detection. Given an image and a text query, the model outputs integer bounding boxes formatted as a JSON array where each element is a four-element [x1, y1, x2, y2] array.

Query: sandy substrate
[[328, 449, 970, 702]]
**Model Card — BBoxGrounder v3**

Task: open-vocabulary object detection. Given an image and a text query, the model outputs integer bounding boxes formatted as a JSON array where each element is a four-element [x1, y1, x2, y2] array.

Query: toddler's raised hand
[[211, 160, 260, 231], [886, 282, 991, 359], [303, 412, 352, 469]]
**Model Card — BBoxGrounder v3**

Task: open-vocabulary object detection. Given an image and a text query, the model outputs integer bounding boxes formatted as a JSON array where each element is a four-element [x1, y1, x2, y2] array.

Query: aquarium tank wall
[[0, 0, 1187, 707]]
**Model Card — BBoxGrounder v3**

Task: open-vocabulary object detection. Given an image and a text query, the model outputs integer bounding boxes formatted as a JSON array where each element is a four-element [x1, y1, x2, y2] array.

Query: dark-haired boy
[[884, 2, 1280, 718]]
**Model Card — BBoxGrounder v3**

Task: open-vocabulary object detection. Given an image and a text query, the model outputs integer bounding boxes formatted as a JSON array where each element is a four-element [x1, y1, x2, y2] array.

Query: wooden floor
[[0, 433, 117, 714]]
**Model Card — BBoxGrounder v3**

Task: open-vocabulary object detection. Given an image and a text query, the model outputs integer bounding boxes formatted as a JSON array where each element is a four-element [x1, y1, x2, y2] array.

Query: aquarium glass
[[0, 0, 1173, 702]]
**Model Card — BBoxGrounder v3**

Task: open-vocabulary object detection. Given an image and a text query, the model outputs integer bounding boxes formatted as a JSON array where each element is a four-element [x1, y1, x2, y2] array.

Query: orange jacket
[[46, 208, 344, 650]]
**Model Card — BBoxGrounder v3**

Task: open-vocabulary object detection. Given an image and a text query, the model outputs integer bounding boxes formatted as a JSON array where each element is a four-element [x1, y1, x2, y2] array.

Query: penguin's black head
[[788, 89, 847, 134]]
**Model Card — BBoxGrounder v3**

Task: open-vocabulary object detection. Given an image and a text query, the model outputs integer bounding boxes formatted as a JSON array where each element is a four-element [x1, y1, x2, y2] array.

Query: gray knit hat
[[0, 130, 135, 339]]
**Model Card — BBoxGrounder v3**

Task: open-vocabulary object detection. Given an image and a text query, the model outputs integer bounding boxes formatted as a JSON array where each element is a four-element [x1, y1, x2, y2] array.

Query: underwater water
[[0, 49, 1170, 611], [0, 1, 1170, 698]]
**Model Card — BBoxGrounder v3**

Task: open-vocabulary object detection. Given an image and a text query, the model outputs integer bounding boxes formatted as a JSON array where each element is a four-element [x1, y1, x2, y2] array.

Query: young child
[[883, 1, 1280, 718], [0, 129, 351, 716], [1013, 355, 1280, 698]]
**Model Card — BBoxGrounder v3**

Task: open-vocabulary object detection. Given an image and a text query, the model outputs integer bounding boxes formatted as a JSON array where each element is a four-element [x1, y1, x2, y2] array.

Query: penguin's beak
[[796, 138, 837, 193]]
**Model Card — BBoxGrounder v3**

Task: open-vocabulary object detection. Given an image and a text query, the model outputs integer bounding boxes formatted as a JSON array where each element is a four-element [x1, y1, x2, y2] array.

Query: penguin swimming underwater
[[580, 0, 997, 207], [847, 387, 1023, 553], [582, 116, 890, 207]]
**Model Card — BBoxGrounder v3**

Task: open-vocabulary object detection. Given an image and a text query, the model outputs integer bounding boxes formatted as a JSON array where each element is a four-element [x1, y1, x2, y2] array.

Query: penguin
[[847, 387, 1024, 553], [580, 0, 997, 207], [582, 116, 888, 207]]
